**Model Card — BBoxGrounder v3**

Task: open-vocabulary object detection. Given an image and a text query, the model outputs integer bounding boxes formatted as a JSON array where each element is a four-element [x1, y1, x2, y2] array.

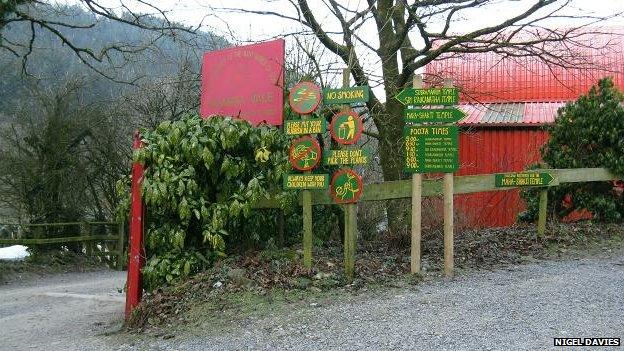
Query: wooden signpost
[[286, 81, 324, 268], [323, 65, 370, 280], [399, 76, 462, 277], [495, 170, 557, 238]]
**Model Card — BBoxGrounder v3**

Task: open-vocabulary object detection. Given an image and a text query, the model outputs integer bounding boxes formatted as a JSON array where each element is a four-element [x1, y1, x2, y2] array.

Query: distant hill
[[0, 4, 228, 117]]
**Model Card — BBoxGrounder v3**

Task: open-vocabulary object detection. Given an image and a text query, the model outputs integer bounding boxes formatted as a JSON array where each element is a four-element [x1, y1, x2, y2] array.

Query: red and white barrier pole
[[125, 131, 145, 320]]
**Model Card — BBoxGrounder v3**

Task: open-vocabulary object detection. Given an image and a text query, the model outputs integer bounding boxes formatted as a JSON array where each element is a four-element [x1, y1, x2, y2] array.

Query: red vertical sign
[[200, 39, 285, 126]]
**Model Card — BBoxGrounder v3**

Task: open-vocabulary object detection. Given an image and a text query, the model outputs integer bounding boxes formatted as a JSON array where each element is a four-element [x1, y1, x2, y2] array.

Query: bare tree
[[208, 0, 622, 233], [0, 1, 207, 83]]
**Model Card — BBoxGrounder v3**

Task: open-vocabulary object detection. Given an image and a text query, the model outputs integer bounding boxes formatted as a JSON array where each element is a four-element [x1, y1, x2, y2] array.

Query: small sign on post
[[283, 174, 329, 190], [323, 86, 370, 105], [288, 136, 322, 171], [396, 87, 459, 106], [329, 110, 363, 145], [495, 172, 557, 187], [289, 81, 322, 114], [330, 169, 363, 204], [403, 125, 459, 173], [284, 118, 327, 135], [323, 148, 371, 166], [404, 108, 465, 123]]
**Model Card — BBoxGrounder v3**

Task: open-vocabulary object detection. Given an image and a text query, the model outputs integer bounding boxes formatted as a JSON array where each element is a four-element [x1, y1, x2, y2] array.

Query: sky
[[58, 0, 624, 97], [73, 0, 624, 42]]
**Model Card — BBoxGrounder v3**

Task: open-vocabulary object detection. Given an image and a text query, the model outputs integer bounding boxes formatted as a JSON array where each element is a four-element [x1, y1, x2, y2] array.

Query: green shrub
[[520, 78, 624, 221], [133, 114, 293, 290]]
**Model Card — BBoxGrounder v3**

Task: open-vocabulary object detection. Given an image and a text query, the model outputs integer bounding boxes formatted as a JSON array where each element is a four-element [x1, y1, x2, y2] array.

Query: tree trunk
[[376, 98, 410, 236]]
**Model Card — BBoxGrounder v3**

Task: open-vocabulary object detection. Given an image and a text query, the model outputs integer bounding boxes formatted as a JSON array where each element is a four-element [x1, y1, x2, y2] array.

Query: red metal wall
[[455, 128, 550, 228]]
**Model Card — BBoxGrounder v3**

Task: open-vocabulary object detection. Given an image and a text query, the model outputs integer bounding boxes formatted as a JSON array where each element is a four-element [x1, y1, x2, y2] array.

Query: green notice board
[[323, 86, 369, 104], [495, 172, 556, 187], [323, 148, 371, 166], [404, 125, 459, 173], [283, 174, 329, 190], [396, 88, 459, 106], [284, 118, 327, 135], [404, 108, 465, 123]]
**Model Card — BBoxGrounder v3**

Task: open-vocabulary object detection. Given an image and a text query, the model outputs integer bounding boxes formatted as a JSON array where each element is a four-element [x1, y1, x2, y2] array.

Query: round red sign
[[288, 136, 322, 171], [289, 81, 322, 114], [330, 168, 363, 204], [329, 110, 363, 145]]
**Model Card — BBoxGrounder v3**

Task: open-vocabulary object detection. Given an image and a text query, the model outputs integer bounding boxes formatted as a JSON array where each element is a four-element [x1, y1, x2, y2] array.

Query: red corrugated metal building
[[425, 34, 624, 228]]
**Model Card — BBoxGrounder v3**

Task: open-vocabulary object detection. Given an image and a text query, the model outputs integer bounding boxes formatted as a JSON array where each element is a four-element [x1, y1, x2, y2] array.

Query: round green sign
[[330, 110, 363, 145], [330, 169, 363, 204], [289, 81, 321, 114], [288, 136, 321, 171]]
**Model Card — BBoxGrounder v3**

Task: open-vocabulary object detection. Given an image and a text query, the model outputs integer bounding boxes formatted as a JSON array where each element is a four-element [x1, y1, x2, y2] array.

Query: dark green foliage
[[131, 115, 294, 290], [520, 78, 624, 221]]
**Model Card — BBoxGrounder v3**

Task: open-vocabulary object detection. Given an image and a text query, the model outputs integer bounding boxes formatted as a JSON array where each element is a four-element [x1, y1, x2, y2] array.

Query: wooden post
[[443, 78, 454, 278], [302, 189, 313, 268], [83, 222, 92, 257], [117, 221, 126, 270], [301, 109, 314, 268], [443, 173, 454, 277], [411, 75, 423, 274], [342, 66, 357, 281], [537, 189, 548, 237], [277, 211, 285, 248]]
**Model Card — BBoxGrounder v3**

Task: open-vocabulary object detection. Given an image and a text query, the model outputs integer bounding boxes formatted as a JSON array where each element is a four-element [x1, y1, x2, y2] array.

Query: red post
[[125, 131, 145, 320]]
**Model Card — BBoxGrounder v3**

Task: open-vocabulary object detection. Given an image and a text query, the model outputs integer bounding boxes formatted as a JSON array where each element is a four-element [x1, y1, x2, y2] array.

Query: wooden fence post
[[537, 189, 548, 237], [443, 78, 455, 278], [83, 222, 92, 257], [117, 221, 126, 270], [302, 189, 313, 268], [411, 75, 423, 274]]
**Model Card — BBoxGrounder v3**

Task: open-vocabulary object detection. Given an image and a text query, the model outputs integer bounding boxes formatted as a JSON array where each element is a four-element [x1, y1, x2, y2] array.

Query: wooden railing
[[254, 168, 617, 207], [0, 221, 126, 270]]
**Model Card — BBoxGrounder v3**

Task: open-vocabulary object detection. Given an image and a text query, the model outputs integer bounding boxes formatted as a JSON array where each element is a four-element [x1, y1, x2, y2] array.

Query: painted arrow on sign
[[404, 108, 465, 123], [396, 87, 459, 106], [495, 172, 557, 187]]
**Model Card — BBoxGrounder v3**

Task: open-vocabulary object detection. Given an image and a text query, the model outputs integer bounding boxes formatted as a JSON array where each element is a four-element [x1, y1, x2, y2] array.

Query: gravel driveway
[[0, 270, 126, 351], [115, 250, 624, 351], [1, 251, 622, 351]]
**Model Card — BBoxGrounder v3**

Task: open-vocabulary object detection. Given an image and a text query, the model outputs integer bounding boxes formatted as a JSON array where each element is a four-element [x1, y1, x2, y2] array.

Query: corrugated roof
[[425, 31, 624, 103], [458, 102, 566, 126]]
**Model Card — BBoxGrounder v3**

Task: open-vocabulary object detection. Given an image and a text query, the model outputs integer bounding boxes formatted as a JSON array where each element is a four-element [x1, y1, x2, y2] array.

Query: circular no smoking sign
[[289, 81, 322, 114]]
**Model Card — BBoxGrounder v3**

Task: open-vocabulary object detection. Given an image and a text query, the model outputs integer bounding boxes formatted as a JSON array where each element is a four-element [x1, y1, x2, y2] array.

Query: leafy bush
[[133, 114, 293, 290], [520, 78, 624, 221]]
